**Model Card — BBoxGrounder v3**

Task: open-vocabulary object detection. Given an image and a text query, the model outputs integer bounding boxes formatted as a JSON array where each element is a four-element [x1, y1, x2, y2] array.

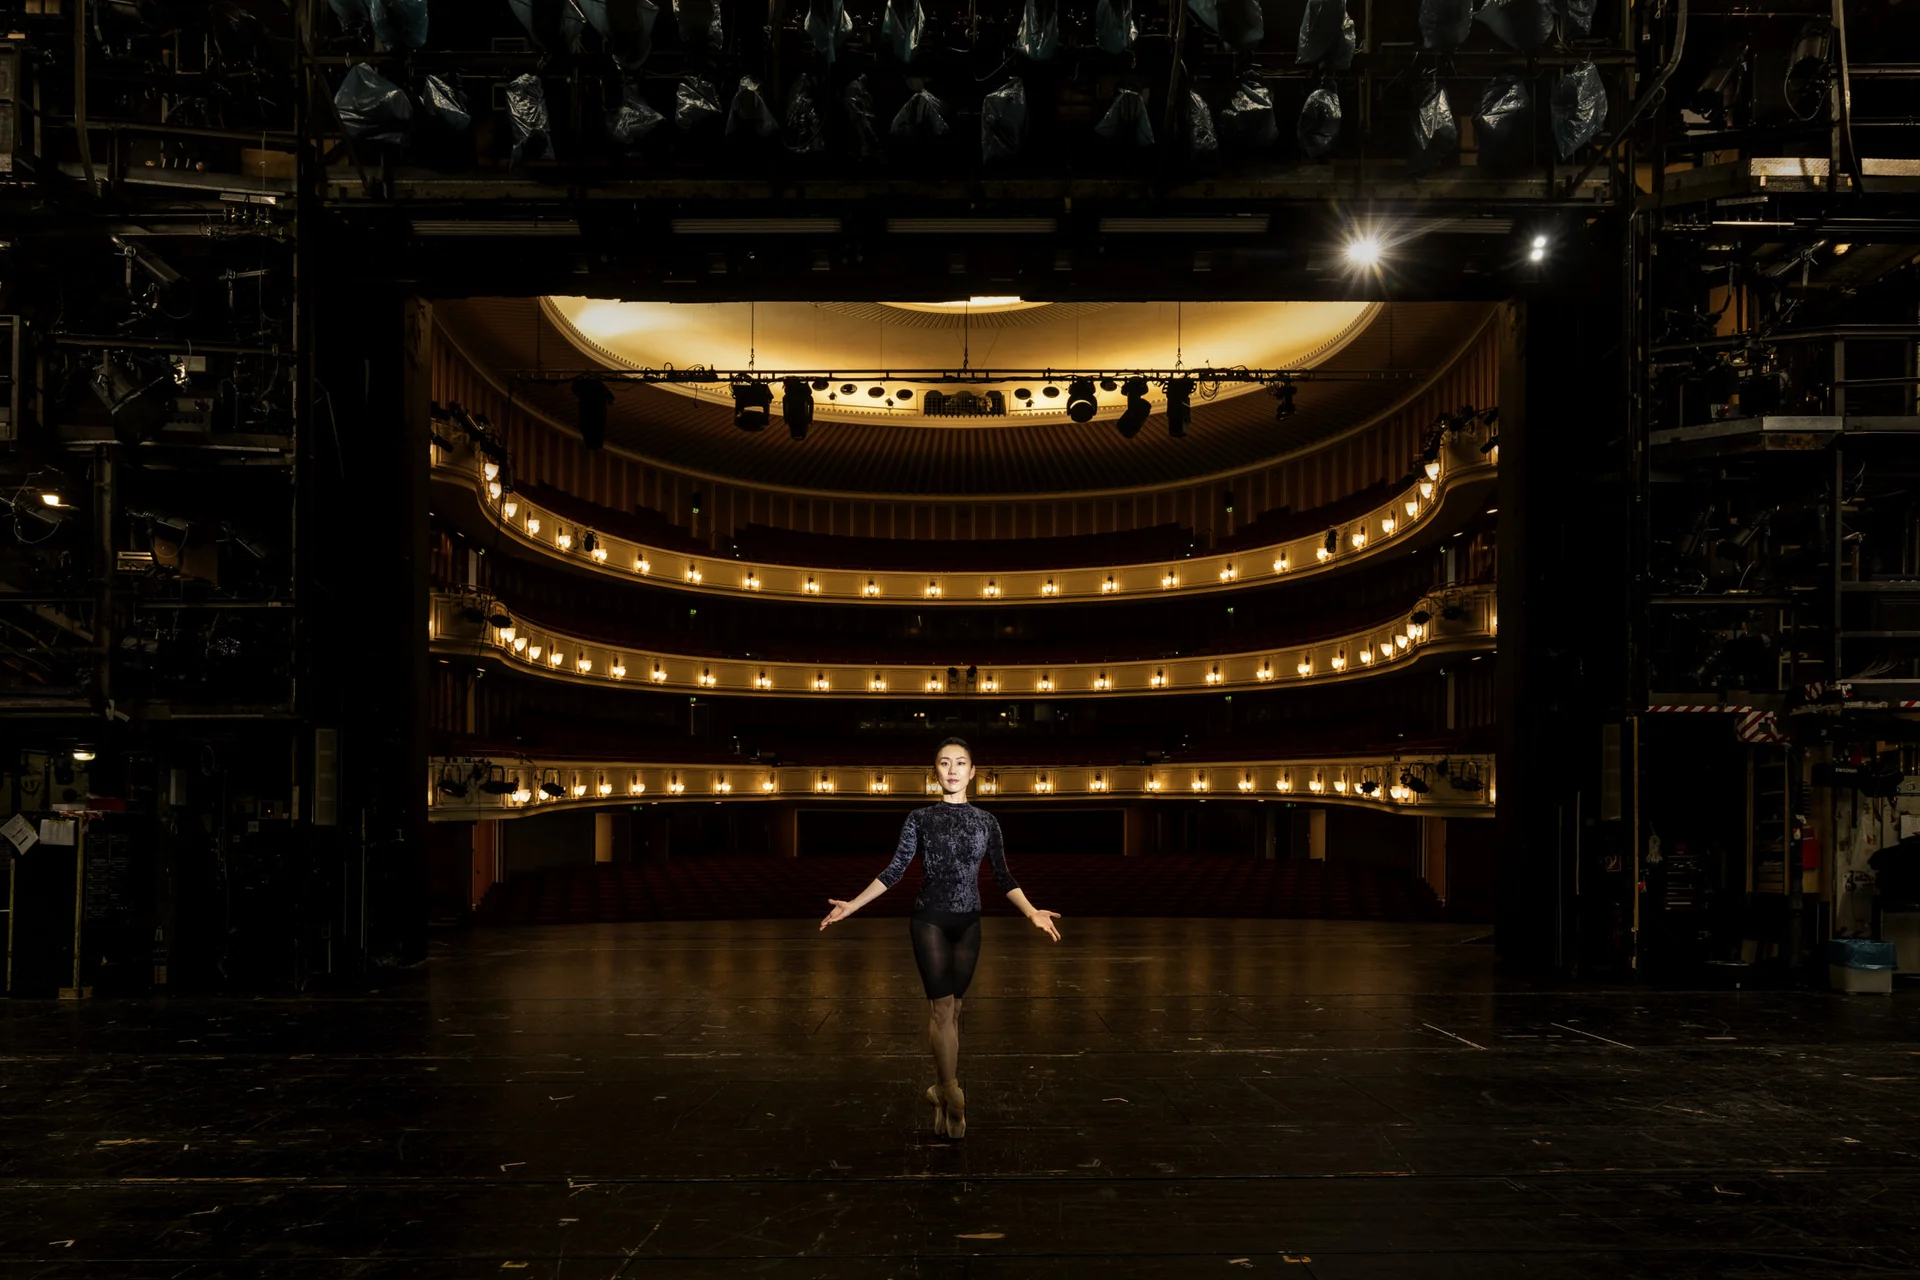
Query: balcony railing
[[429, 753, 1496, 821], [430, 584, 1496, 697], [431, 432, 1496, 605]]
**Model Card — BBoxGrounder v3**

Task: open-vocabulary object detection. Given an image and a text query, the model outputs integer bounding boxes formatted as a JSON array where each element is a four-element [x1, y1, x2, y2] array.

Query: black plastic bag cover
[[674, 0, 723, 51], [1418, 0, 1471, 50], [1096, 0, 1135, 54], [328, 0, 369, 33], [334, 64, 412, 144], [842, 76, 885, 160], [890, 89, 950, 140], [1190, 0, 1262, 49], [1409, 79, 1456, 171], [370, 0, 426, 49], [1475, 74, 1530, 150], [676, 74, 721, 131], [421, 74, 472, 132], [508, 0, 584, 51], [980, 78, 1027, 163], [1297, 0, 1355, 69], [1297, 83, 1341, 157], [1220, 75, 1277, 148], [805, 0, 852, 64], [581, 0, 659, 70], [1475, 0, 1553, 50], [607, 81, 663, 144], [1185, 89, 1218, 161], [1094, 89, 1154, 148], [1551, 61, 1607, 157], [1554, 0, 1596, 36], [506, 73, 553, 165], [1015, 0, 1058, 61], [882, 0, 925, 63], [727, 76, 779, 139]]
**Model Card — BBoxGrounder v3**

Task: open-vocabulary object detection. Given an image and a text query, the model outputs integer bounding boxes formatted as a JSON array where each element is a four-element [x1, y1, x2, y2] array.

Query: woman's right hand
[[819, 899, 854, 930]]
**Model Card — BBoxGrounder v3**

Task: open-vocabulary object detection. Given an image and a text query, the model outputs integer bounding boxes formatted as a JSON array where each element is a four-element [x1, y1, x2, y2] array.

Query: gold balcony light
[[685, 565, 703, 584], [1256, 662, 1274, 681], [512, 778, 533, 804], [1161, 570, 1179, 589], [926, 776, 941, 794], [761, 777, 777, 793], [651, 662, 667, 682], [1359, 645, 1374, 665], [1308, 773, 1325, 794], [1219, 564, 1236, 582], [1333, 774, 1349, 794], [863, 578, 880, 597], [1145, 776, 1163, 792], [1205, 664, 1223, 685], [576, 655, 593, 674], [869, 673, 887, 691], [804, 576, 820, 594], [548, 649, 565, 668], [925, 580, 942, 598], [1191, 773, 1209, 792], [1350, 529, 1366, 549], [1101, 575, 1118, 593], [979, 774, 998, 794], [813, 672, 830, 691], [629, 773, 646, 795], [1316, 545, 1331, 562], [983, 580, 1000, 598], [1419, 481, 1434, 499], [611, 658, 627, 678], [1033, 774, 1053, 794], [870, 774, 889, 793], [699, 668, 717, 687], [1041, 578, 1059, 596], [1273, 554, 1289, 573], [512, 636, 529, 653], [1425, 460, 1441, 480], [1404, 499, 1420, 518], [1094, 672, 1110, 690], [557, 529, 573, 550], [1395, 633, 1410, 651], [815, 772, 835, 793], [926, 676, 943, 692], [1277, 772, 1293, 793], [526, 517, 541, 535], [597, 773, 612, 797], [981, 674, 999, 692], [488, 481, 503, 501], [503, 500, 519, 519], [715, 776, 732, 794], [527, 643, 543, 661], [756, 670, 772, 689], [1381, 516, 1397, 535], [1296, 656, 1312, 677], [1238, 773, 1255, 792], [571, 774, 587, 798], [1037, 673, 1053, 692], [483, 461, 500, 482], [635, 555, 651, 573], [1150, 668, 1166, 688], [497, 624, 516, 644], [743, 571, 761, 590], [668, 773, 685, 794], [1330, 649, 1346, 671], [1090, 772, 1108, 793]]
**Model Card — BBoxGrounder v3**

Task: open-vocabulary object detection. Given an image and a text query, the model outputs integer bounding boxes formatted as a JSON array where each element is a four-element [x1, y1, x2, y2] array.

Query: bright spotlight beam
[[1344, 234, 1383, 269]]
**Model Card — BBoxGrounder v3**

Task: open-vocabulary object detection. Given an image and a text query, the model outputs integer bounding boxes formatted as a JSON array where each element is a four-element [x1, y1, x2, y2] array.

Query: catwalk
[[2, 918, 1917, 1277]]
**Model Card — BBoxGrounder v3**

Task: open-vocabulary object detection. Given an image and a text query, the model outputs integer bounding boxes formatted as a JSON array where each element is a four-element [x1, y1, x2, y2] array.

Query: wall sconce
[[756, 671, 772, 689], [527, 644, 543, 661], [569, 777, 587, 799], [1094, 672, 1110, 690], [1205, 665, 1222, 685], [863, 579, 880, 597], [513, 636, 530, 654], [1308, 773, 1325, 794], [651, 663, 667, 682], [1359, 646, 1374, 665], [1395, 633, 1410, 651], [1101, 576, 1117, 593], [869, 674, 887, 691], [926, 676, 943, 692], [1333, 774, 1349, 794], [1191, 773, 1209, 792], [1273, 555, 1288, 573], [596, 773, 612, 797], [1316, 546, 1331, 562], [743, 571, 761, 590], [981, 674, 999, 692], [497, 625, 516, 645], [1419, 481, 1434, 499], [1161, 571, 1179, 589], [576, 656, 593, 674], [804, 576, 820, 594], [1296, 656, 1312, 677], [762, 777, 777, 793], [591, 544, 609, 563], [1041, 579, 1058, 596], [983, 581, 1000, 598], [685, 565, 703, 584], [503, 501, 519, 519], [668, 773, 685, 794], [1425, 460, 1440, 480], [1033, 774, 1054, 794], [1145, 776, 1163, 792], [1037, 673, 1053, 692], [870, 775, 889, 793], [979, 773, 998, 794], [1404, 500, 1420, 518], [1350, 530, 1366, 549], [611, 659, 627, 679], [629, 773, 645, 795], [815, 773, 835, 793], [1256, 662, 1273, 681], [813, 673, 830, 691], [1090, 773, 1108, 792], [1277, 773, 1293, 793], [925, 580, 942, 598], [699, 668, 717, 687], [512, 778, 533, 804], [715, 776, 732, 794], [1218, 564, 1236, 582], [926, 776, 941, 794], [1380, 516, 1397, 535], [483, 461, 500, 482], [1330, 650, 1346, 671], [556, 530, 573, 550], [634, 556, 651, 574], [1238, 773, 1255, 792], [488, 481, 503, 501], [548, 650, 565, 668], [526, 517, 541, 535], [1150, 669, 1166, 688]]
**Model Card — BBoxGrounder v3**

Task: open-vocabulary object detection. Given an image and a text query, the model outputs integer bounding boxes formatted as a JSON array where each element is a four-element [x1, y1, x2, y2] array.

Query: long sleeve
[[984, 814, 1019, 894], [877, 811, 920, 887]]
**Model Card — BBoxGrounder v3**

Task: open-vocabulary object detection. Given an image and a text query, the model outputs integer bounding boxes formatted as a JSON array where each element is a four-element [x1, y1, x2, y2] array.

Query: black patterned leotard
[[877, 803, 1020, 914]]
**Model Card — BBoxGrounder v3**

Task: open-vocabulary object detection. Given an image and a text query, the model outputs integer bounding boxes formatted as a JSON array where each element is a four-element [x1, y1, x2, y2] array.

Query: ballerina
[[818, 737, 1062, 1138]]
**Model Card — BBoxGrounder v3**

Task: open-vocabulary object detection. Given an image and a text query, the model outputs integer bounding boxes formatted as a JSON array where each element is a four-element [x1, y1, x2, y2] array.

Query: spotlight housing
[[571, 378, 615, 450], [1115, 377, 1152, 438], [731, 380, 774, 431], [1163, 378, 1194, 438], [1066, 378, 1098, 423], [781, 377, 814, 440], [1270, 379, 1296, 420]]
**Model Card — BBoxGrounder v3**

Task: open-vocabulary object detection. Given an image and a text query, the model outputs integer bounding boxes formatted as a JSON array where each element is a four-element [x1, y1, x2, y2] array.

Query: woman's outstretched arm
[[1004, 888, 1063, 941], [820, 879, 889, 930]]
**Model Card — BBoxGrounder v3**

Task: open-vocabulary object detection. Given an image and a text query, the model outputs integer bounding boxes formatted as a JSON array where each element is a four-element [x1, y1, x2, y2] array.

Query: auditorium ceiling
[[434, 296, 1495, 496]]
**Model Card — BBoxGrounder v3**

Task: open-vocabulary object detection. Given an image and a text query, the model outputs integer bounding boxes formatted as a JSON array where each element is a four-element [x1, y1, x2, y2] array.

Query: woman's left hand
[[1026, 909, 1063, 942]]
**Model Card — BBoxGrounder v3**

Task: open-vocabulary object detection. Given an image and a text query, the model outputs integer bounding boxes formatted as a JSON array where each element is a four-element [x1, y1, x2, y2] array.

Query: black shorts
[[908, 906, 982, 1000]]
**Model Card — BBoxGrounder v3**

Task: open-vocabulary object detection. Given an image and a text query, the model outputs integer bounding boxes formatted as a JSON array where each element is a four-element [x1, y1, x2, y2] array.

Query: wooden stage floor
[[2, 917, 1917, 1277]]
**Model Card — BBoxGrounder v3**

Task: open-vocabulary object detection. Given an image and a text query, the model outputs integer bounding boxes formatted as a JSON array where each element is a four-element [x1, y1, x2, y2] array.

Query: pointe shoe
[[924, 1084, 948, 1137], [939, 1081, 966, 1139]]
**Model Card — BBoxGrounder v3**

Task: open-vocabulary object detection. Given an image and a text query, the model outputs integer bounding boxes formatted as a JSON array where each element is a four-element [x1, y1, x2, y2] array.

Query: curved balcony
[[429, 584, 1496, 697], [428, 752, 1496, 821], [431, 431, 1496, 606]]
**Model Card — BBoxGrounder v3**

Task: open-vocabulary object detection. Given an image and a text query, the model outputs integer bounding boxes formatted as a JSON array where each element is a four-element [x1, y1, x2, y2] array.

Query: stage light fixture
[[1344, 234, 1382, 269], [571, 378, 614, 450], [1270, 379, 1296, 419], [781, 378, 814, 439], [436, 764, 469, 799], [1066, 378, 1098, 423], [1164, 378, 1194, 438], [1400, 770, 1432, 795], [731, 380, 773, 431], [1409, 608, 1433, 627], [1115, 378, 1152, 437]]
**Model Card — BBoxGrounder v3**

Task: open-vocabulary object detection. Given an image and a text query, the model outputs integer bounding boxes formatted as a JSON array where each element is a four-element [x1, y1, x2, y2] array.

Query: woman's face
[[935, 747, 975, 796]]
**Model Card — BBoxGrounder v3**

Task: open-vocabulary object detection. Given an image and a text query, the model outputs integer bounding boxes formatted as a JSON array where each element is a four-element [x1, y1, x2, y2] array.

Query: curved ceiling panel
[[434, 297, 1494, 496]]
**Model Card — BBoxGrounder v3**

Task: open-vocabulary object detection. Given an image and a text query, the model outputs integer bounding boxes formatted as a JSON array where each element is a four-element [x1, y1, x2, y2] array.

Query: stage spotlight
[[1270, 379, 1296, 419], [1344, 234, 1382, 269], [436, 764, 469, 800], [1358, 778, 1379, 795], [1409, 608, 1433, 627], [1066, 378, 1098, 423], [1400, 770, 1432, 795], [1324, 528, 1339, 555], [540, 771, 566, 798], [781, 378, 814, 440], [571, 378, 614, 450], [731, 380, 773, 431], [1115, 377, 1152, 438], [91, 353, 173, 443], [1164, 378, 1194, 438]]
